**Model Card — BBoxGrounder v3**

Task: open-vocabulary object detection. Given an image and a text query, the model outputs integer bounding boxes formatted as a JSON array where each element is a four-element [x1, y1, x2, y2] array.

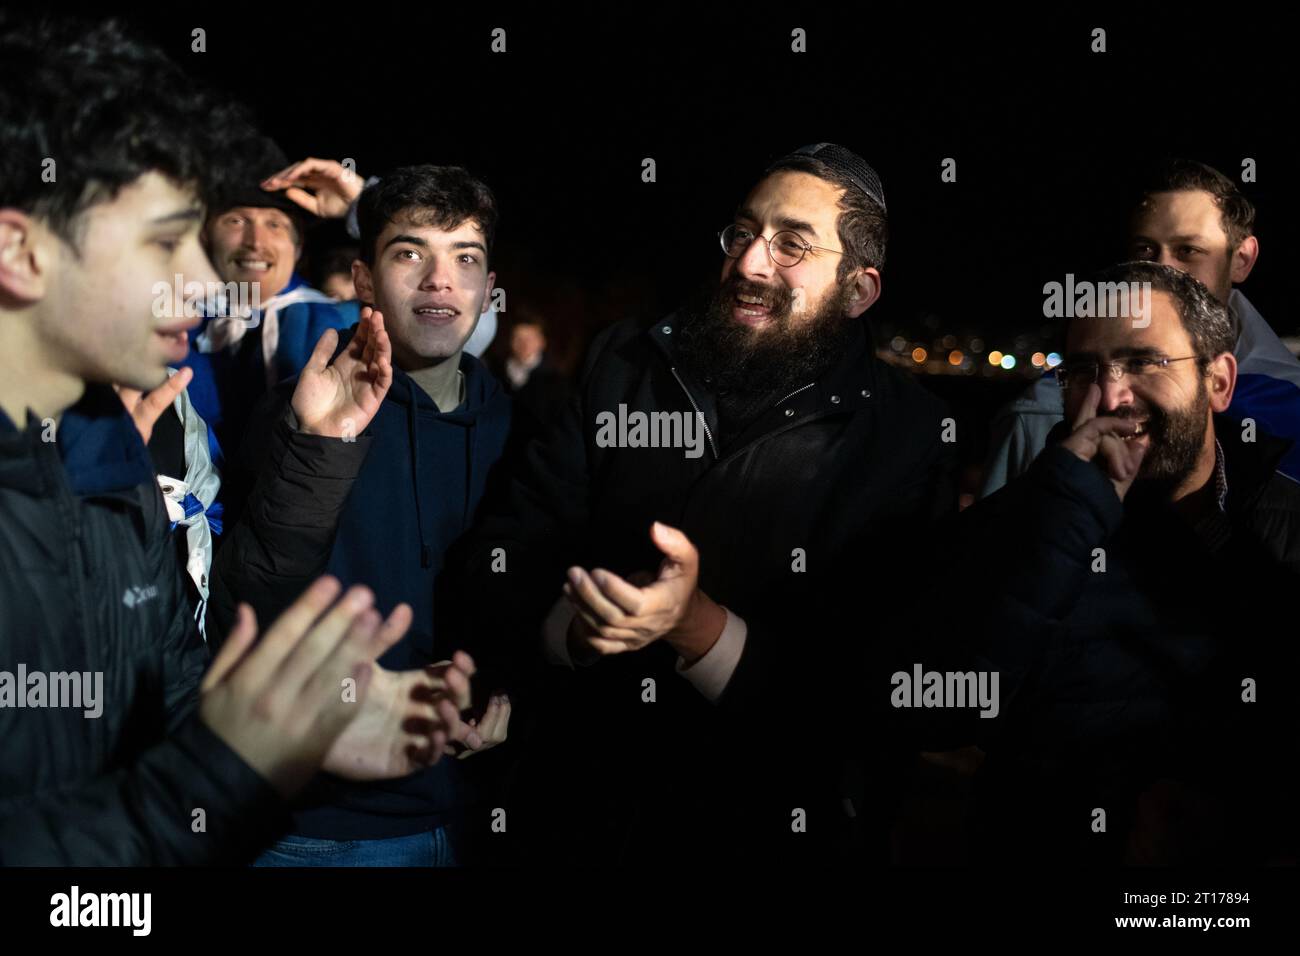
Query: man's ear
[[351, 259, 374, 304], [843, 266, 882, 318], [480, 270, 497, 315], [0, 209, 50, 305], [1230, 235, 1258, 286], [1208, 351, 1237, 413]]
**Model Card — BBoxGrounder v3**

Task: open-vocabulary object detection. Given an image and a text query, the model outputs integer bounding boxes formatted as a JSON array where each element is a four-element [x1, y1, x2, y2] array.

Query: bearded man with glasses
[[465, 143, 956, 864], [952, 260, 1300, 864]]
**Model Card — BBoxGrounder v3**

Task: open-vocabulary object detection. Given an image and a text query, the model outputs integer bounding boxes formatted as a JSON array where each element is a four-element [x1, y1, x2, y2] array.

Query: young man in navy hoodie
[[209, 165, 514, 866]]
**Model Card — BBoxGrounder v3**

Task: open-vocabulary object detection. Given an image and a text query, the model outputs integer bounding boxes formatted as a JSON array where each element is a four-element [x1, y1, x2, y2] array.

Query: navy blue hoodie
[[287, 331, 513, 839]]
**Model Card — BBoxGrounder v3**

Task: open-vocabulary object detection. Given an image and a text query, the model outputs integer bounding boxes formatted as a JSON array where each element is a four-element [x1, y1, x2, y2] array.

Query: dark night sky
[[75, 7, 1300, 366]]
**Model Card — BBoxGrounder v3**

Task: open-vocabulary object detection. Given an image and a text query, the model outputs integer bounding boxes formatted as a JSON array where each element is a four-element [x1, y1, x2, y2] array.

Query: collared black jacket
[[464, 312, 955, 864]]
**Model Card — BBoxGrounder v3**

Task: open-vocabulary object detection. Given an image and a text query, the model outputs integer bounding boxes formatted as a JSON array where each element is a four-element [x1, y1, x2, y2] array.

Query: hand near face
[[1059, 383, 1149, 501], [115, 365, 193, 445], [292, 307, 392, 439]]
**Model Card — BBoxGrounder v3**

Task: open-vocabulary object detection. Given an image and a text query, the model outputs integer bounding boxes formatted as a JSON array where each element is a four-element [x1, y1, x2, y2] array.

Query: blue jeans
[[252, 827, 458, 867]]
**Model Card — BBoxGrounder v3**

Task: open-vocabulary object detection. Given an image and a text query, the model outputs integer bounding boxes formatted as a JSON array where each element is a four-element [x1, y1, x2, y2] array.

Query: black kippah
[[768, 143, 886, 214]]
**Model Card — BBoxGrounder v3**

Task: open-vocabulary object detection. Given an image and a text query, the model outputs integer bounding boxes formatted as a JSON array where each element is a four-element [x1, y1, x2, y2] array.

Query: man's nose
[[419, 256, 452, 289], [1097, 370, 1135, 413], [242, 219, 270, 253], [735, 234, 775, 280]]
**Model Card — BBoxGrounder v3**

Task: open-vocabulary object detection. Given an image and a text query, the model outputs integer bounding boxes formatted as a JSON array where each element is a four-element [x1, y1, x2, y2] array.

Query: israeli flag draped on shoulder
[[194, 273, 358, 388]]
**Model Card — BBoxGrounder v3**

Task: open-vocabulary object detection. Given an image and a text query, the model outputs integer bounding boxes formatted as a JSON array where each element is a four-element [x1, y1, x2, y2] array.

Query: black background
[[48, 5, 1300, 463], [0, 7, 1294, 919], [85, 9, 1298, 335]]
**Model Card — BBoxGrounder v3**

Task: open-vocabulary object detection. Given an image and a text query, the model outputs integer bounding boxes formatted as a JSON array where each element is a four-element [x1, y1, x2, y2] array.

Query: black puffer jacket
[[466, 313, 955, 864], [0, 386, 283, 865]]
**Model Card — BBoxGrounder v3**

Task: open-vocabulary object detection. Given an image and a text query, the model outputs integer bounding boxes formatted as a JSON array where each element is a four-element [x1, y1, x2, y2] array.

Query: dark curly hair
[[0, 15, 255, 251], [356, 165, 498, 267]]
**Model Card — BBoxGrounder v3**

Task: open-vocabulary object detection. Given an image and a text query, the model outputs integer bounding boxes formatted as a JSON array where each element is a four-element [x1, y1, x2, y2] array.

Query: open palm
[[292, 306, 392, 438]]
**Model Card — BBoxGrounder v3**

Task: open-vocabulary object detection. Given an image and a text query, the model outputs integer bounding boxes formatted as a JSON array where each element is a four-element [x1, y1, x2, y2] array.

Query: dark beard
[[1119, 378, 1211, 499], [676, 273, 859, 410]]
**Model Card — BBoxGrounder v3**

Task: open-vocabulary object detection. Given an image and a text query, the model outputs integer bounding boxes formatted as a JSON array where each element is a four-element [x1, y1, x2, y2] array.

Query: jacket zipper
[[41, 435, 100, 764], [669, 366, 718, 459], [774, 382, 815, 407]]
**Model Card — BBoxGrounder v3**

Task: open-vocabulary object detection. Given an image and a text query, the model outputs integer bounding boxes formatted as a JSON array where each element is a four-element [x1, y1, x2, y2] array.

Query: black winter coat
[[0, 387, 282, 864], [465, 313, 956, 864]]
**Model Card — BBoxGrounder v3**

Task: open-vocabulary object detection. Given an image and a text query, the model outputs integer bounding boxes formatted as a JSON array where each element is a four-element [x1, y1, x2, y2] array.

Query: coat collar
[[1218, 412, 1293, 512], [0, 384, 154, 499], [647, 311, 881, 420]]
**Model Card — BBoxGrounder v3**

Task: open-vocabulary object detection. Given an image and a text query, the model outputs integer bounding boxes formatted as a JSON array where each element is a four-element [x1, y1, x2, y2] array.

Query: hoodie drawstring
[[465, 423, 477, 527], [407, 392, 433, 569]]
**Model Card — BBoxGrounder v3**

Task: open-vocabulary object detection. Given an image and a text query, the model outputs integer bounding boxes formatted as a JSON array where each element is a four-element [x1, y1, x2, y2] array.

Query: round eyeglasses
[[718, 223, 842, 268]]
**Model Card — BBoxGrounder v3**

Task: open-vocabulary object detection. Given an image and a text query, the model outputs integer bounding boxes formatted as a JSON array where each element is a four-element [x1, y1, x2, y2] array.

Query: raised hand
[[291, 306, 392, 439], [115, 366, 193, 445], [260, 157, 364, 220]]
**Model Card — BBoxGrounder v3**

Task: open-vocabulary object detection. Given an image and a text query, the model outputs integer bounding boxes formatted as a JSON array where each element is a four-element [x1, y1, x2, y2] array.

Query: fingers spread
[[241, 576, 342, 688]]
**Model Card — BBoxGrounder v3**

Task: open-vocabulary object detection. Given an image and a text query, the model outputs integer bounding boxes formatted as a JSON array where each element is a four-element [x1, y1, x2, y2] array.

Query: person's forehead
[[384, 212, 484, 243], [92, 171, 199, 224], [1132, 189, 1226, 241], [221, 205, 291, 222], [1066, 292, 1191, 353], [741, 171, 844, 232]]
